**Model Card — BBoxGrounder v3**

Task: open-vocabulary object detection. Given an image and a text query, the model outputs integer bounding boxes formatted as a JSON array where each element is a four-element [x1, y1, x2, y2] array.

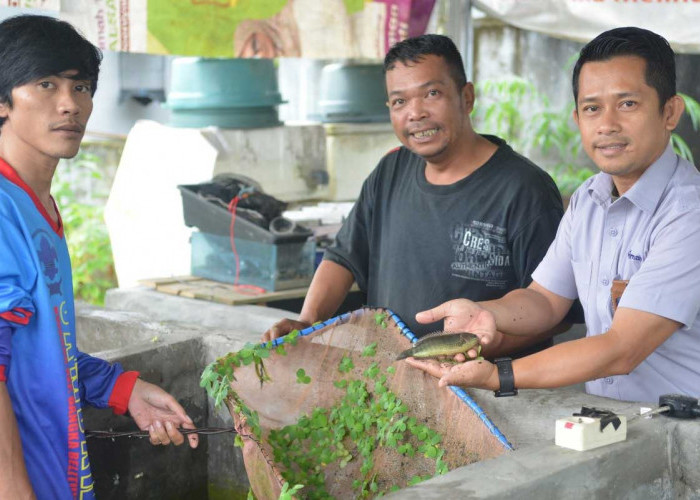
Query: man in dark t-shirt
[[326, 137, 563, 337], [263, 34, 571, 355]]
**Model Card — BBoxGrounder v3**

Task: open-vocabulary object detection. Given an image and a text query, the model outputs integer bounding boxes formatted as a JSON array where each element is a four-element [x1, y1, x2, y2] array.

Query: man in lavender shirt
[[405, 27, 700, 404]]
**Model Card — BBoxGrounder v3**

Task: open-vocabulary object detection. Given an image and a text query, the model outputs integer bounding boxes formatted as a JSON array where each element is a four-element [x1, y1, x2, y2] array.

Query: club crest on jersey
[[33, 229, 62, 296]]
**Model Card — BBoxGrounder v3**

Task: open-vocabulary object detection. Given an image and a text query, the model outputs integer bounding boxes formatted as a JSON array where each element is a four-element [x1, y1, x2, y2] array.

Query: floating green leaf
[[338, 355, 355, 373], [362, 342, 377, 357], [279, 482, 304, 500], [374, 312, 386, 325], [296, 368, 311, 384]]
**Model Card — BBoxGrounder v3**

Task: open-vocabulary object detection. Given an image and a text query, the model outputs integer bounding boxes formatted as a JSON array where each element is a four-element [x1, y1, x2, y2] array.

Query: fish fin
[[414, 330, 449, 343], [415, 330, 476, 345]]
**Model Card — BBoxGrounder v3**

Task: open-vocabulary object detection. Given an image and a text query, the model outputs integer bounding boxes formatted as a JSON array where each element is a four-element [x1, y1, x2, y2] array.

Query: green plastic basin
[[317, 63, 389, 123], [167, 58, 284, 129]]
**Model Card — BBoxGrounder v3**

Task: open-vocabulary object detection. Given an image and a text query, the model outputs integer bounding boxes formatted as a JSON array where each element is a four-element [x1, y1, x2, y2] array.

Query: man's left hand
[[127, 379, 199, 449], [404, 357, 498, 390]]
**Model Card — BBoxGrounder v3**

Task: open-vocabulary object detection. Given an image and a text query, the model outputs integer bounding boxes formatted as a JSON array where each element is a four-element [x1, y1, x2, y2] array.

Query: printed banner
[[474, 0, 700, 54], [1, 0, 436, 57], [0, 0, 58, 8]]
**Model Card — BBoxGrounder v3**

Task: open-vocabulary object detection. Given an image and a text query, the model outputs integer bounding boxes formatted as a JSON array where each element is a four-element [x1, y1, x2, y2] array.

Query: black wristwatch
[[494, 357, 518, 397]]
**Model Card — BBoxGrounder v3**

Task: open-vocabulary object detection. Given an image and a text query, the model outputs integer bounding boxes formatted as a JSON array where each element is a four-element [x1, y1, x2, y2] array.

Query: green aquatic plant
[[266, 352, 448, 498], [200, 329, 301, 407], [374, 312, 388, 329], [201, 326, 450, 499]]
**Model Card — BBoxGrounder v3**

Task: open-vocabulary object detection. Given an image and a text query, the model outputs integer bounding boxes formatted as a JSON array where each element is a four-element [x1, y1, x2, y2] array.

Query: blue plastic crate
[[191, 231, 315, 291]]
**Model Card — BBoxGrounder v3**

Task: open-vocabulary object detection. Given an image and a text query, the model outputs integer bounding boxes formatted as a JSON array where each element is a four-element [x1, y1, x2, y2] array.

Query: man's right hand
[[261, 318, 312, 342], [415, 299, 498, 348]]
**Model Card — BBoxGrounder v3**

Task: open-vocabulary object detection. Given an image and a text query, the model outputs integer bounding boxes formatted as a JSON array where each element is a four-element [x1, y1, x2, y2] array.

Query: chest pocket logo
[[619, 248, 645, 281], [627, 251, 643, 262]]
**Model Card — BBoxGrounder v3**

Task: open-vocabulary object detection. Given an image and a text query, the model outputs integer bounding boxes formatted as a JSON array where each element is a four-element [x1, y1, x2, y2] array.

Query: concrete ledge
[[389, 416, 673, 499], [105, 287, 293, 335]]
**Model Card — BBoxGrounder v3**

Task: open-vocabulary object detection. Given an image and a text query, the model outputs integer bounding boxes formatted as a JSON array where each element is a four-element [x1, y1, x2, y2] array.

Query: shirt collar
[[587, 142, 678, 212], [0, 156, 64, 236]]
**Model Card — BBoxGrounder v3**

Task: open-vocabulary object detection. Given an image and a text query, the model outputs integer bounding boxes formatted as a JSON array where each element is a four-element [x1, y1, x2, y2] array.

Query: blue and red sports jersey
[[0, 158, 137, 500]]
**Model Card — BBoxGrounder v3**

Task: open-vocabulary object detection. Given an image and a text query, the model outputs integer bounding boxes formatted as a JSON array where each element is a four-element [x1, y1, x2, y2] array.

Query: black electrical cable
[[85, 427, 237, 439]]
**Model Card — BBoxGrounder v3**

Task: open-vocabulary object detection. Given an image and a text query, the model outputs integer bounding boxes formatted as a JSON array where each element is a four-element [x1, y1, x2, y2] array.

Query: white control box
[[555, 415, 627, 451]]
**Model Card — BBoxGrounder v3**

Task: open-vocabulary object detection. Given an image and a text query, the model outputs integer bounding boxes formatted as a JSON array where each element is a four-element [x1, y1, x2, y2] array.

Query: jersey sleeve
[[0, 214, 37, 328], [0, 214, 38, 378], [0, 323, 10, 381], [323, 163, 379, 292], [77, 351, 139, 414]]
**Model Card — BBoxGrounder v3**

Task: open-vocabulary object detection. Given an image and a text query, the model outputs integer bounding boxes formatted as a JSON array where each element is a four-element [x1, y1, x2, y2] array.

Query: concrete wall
[[84, 337, 210, 500], [79, 302, 267, 499]]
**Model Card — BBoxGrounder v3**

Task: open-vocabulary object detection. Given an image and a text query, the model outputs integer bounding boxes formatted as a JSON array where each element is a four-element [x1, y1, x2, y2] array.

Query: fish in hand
[[396, 331, 481, 360]]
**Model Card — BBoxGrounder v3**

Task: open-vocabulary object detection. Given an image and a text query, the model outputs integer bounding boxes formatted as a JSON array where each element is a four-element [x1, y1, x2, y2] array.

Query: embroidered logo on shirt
[[627, 251, 643, 262], [32, 229, 62, 296], [37, 234, 58, 279]]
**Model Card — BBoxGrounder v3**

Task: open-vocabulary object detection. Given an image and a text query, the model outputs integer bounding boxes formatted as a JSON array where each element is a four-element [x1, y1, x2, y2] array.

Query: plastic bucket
[[317, 63, 389, 123], [167, 58, 284, 128]]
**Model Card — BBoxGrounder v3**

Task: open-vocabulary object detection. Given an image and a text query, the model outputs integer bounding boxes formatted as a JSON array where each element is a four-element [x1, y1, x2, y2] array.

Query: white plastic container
[[555, 415, 627, 451]]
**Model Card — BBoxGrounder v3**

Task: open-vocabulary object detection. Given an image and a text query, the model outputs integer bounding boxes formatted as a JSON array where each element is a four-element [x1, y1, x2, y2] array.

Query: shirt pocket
[[571, 259, 592, 316]]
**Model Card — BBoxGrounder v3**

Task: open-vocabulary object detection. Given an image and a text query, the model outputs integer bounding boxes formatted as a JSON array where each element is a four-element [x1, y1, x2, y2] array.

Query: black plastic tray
[[178, 184, 312, 244]]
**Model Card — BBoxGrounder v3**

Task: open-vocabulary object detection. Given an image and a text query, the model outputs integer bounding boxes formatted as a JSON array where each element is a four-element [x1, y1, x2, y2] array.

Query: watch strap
[[494, 357, 518, 397]]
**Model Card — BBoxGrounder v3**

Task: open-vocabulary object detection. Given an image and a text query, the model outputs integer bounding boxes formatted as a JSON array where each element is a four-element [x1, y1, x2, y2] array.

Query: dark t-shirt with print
[[324, 135, 565, 337]]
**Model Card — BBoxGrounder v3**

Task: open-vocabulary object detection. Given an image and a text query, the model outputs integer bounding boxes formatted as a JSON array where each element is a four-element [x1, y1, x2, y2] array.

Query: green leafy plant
[[200, 330, 302, 407], [296, 368, 311, 384], [374, 312, 388, 329], [361, 342, 377, 357], [671, 92, 700, 164], [474, 77, 539, 153], [474, 77, 595, 198], [278, 482, 304, 500], [51, 149, 117, 304]]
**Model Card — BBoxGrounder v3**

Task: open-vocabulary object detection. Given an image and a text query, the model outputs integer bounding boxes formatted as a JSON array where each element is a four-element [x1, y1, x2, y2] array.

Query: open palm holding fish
[[403, 299, 501, 390], [416, 298, 498, 350]]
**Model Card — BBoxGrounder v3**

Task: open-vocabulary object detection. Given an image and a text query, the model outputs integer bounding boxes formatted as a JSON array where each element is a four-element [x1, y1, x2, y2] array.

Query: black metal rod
[[85, 427, 238, 439]]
